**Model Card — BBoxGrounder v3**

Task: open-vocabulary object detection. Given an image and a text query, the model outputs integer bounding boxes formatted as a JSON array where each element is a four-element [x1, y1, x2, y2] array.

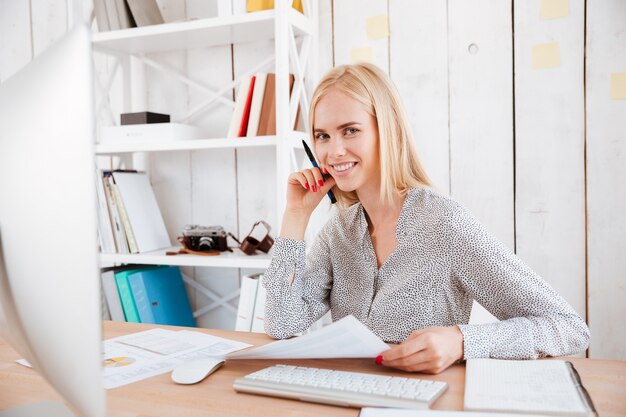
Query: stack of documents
[[102, 328, 250, 389]]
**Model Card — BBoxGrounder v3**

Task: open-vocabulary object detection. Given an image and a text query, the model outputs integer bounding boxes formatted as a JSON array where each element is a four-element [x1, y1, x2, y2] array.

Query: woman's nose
[[328, 137, 347, 157]]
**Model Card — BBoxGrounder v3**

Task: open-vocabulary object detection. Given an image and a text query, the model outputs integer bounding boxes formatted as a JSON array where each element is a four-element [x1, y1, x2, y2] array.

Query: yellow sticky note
[[611, 72, 626, 100], [366, 15, 389, 40], [350, 47, 374, 64], [540, 0, 569, 20], [532, 42, 560, 69]]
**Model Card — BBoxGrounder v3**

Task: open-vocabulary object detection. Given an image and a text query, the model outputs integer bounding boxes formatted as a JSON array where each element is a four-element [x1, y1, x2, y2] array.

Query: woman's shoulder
[[318, 202, 367, 240], [405, 186, 461, 216], [400, 186, 476, 232]]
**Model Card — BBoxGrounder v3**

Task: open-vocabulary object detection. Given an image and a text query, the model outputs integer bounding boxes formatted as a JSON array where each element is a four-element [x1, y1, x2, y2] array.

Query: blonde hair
[[309, 63, 432, 208]]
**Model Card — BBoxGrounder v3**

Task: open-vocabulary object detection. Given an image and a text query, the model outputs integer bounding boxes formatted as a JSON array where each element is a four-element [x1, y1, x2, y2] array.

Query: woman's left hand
[[378, 326, 464, 374]]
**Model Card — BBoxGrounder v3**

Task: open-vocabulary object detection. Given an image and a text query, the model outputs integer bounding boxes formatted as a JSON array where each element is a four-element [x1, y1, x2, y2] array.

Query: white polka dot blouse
[[263, 187, 590, 360]]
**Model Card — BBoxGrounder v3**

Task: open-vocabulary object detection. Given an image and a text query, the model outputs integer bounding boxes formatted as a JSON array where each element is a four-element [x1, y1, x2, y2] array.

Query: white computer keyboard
[[233, 364, 448, 409]]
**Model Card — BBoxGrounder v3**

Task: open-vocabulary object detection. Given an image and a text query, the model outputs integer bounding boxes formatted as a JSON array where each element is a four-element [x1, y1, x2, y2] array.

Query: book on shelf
[[94, 0, 137, 32], [126, 0, 164, 27], [464, 358, 597, 417], [246, 73, 268, 137], [100, 279, 111, 320], [127, 266, 196, 327], [256, 73, 296, 136], [102, 268, 126, 321], [250, 275, 267, 332], [103, 0, 120, 31], [114, 267, 145, 323], [95, 169, 116, 253], [228, 72, 297, 138], [114, 0, 136, 29], [94, 0, 110, 31], [227, 75, 254, 138], [110, 180, 139, 254], [111, 172, 171, 253], [238, 75, 257, 137], [101, 171, 130, 254], [235, 274, 266, 333], [95, 171, 170, 255], [101, 265, 155, 322], [246, 0, 304, 13]]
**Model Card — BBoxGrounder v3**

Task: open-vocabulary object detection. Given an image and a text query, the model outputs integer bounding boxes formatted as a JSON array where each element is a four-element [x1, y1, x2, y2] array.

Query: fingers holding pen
[[290, 168, 333, 193]]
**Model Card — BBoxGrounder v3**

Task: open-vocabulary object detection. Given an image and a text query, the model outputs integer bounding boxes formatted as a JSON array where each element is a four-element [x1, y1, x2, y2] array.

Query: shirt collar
[[353, 187, 423, 242]]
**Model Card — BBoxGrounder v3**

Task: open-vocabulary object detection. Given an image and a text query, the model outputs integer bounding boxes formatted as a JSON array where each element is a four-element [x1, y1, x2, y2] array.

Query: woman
[[263, 63, 589, 374]]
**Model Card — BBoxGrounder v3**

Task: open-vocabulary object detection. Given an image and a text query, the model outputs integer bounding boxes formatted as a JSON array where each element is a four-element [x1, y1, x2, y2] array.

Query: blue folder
[[127, 266, 196, 327]]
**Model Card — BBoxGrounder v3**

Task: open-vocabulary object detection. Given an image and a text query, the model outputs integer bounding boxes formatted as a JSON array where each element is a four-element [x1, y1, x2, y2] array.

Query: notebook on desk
[[464, 359, 596, 417]]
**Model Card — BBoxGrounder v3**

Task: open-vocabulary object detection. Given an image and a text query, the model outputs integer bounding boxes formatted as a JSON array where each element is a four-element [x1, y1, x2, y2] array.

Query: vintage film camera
[[182, 224, 230, 252]]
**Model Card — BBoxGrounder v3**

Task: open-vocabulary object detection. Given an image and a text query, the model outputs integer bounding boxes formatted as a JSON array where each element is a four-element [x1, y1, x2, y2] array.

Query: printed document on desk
[[103, 328, 251, 389], [464, 358, 596, 417], [227, 315, 389, 360]]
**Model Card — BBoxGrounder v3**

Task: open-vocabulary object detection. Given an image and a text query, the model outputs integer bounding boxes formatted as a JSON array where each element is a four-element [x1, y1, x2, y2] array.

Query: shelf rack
[[100, 247, 272, 269], [92, 1, 317, 321]]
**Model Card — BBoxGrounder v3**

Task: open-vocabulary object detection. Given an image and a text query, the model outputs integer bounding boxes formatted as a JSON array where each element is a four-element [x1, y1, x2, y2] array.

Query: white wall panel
[[389, 0, 450, 194], [30, 0, 67, 57], [448, 0, 514, 324], [332, 0, 388, 70], [448, 0, 514, 248], [0, 1, 32, 81], [514, 0, 586, 318], [586, 0, 626, 360], [316, 0, 334, 77]]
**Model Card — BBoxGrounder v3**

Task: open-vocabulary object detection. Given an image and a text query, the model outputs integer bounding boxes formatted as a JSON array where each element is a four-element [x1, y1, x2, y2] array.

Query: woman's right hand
[[285, 167, 336, 214]]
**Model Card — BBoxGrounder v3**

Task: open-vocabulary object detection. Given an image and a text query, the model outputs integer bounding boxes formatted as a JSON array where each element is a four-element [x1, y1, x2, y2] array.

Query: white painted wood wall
[[1, 0, 624, 360]]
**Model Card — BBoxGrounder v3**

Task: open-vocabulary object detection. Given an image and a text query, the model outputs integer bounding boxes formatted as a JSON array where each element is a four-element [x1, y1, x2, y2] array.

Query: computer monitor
[[0, 25, 105, 417]]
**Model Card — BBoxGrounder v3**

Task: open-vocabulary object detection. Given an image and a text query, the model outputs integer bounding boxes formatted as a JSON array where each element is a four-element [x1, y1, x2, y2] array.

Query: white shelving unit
[[92, 1, 317, 320], [100, 247, 273, 269]]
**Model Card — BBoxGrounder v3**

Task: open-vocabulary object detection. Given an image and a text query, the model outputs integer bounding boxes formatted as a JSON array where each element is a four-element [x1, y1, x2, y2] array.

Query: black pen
[[302, 140, 336, 204]]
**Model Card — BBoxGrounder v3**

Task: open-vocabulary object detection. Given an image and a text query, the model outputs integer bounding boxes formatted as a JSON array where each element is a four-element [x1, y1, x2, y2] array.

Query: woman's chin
[[333, 180, 358, 193]]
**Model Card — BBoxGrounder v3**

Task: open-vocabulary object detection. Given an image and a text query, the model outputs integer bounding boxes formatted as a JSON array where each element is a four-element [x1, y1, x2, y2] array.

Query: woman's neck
[[357, 186, 405, 233]]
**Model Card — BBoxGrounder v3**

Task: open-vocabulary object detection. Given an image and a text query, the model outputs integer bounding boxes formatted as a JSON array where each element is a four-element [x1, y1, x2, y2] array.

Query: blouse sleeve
[[262, 223, 333, 339], [446, 203, 590, 360]]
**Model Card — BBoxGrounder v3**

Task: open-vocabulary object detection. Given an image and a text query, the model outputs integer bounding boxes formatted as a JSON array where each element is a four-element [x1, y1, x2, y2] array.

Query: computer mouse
[[171, 358, 225, 385]]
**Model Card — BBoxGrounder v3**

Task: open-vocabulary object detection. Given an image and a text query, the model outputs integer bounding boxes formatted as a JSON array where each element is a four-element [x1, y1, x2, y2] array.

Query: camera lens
[[198, 236, 214, 251]]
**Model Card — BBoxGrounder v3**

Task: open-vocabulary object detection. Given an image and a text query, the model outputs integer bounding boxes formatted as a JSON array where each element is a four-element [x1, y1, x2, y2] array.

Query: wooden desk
[[1, 321, 625, 417]]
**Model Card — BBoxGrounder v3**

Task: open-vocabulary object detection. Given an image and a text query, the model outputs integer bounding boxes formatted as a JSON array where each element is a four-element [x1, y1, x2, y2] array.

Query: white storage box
[[100, 123, 205, 144]]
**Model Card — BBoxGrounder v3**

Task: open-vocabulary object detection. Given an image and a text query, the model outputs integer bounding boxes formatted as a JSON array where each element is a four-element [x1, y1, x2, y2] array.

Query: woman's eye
[[345, 128, 359, 136], [315, 133, 329, 141]]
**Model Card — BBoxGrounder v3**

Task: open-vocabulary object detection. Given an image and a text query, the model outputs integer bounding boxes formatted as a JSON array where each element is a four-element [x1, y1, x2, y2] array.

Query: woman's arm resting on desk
[[448, 202, 590, 360]]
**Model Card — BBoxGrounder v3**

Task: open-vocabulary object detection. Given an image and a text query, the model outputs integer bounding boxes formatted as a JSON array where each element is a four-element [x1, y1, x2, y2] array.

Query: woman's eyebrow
[[313, 122, 362, 133]]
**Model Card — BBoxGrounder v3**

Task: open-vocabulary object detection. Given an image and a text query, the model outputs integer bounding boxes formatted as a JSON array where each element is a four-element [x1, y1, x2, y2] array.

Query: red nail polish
[[375, 355, 383, 365], [312, 185, 317, 192], [304, 182, 309, 189], [318, 179, 324, 187], [323, 167, 329, 174]]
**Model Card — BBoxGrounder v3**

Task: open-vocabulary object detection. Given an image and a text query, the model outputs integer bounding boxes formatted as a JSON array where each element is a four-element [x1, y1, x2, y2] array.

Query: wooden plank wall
[[1, 0, 624, 360], [586, 0, 626, 360]]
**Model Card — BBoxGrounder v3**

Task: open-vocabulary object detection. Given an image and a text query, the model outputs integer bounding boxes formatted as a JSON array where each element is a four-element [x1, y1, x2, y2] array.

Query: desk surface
[[1, 321, 625, 417]]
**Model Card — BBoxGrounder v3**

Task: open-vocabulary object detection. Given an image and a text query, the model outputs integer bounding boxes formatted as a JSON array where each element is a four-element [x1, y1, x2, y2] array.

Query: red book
[[238, 75, 256, 137]]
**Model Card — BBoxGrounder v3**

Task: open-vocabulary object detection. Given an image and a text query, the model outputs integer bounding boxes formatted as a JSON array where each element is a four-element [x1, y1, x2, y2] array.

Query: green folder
[[114, 267, 157, 322]]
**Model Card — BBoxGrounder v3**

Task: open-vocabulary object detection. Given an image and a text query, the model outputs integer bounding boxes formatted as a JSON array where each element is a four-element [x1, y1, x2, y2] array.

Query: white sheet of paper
[[227, 315, 388, 360], [359, 409, 553, 417], [102, 328, 251, 389], [464, 359, 588, 415]]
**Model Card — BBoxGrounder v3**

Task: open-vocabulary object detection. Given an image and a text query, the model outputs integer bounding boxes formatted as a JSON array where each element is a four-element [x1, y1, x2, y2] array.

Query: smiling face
[[313, 88, 381, 196]]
